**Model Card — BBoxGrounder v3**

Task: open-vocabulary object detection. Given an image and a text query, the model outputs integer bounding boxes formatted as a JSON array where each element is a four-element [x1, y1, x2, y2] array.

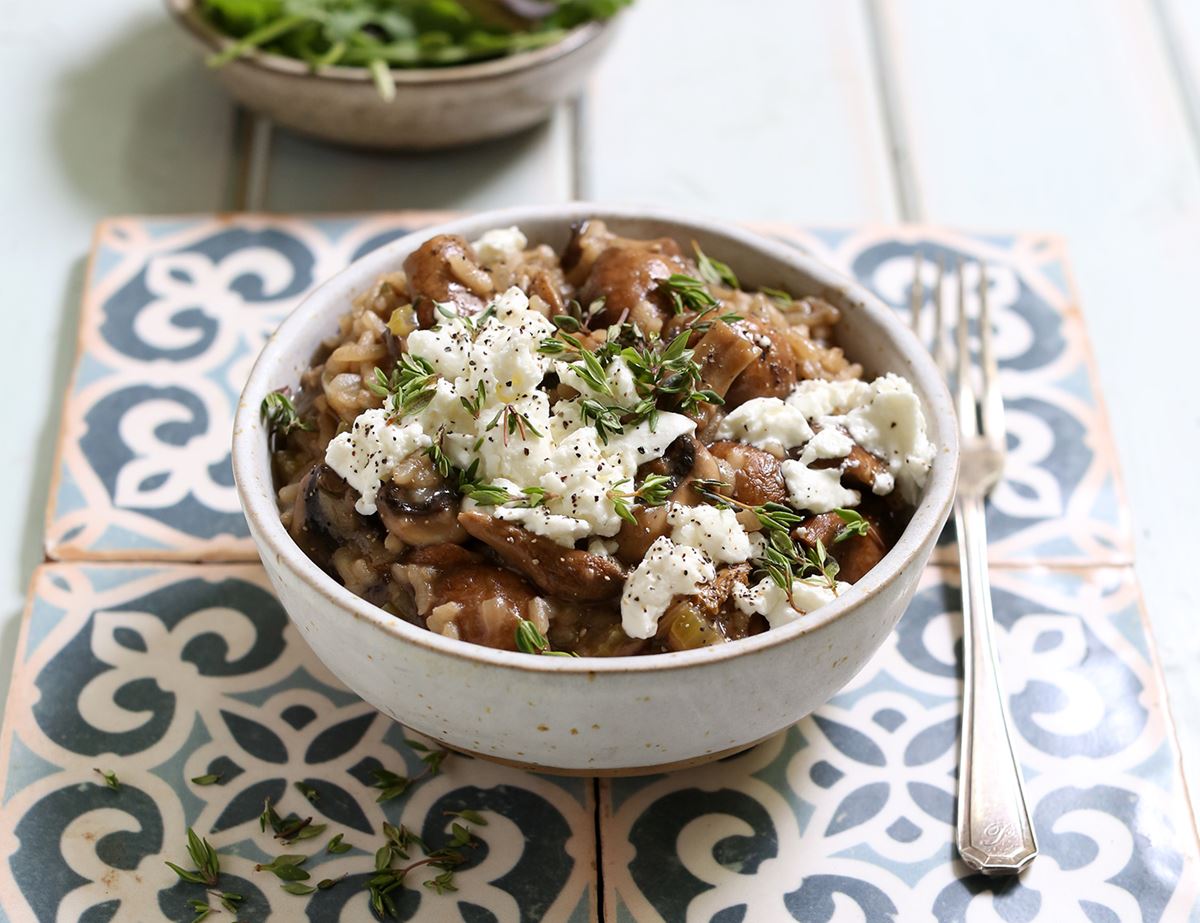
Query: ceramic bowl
[[166, 0, 619, 150], [232, 204, 959, 774]]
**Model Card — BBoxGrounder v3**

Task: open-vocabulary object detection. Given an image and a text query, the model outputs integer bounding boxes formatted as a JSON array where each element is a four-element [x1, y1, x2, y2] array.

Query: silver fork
[[911, 254, 1038, 876]]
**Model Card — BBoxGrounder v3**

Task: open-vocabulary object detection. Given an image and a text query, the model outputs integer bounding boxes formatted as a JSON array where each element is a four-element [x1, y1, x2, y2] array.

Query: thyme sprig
[[165, 828, 223, 888], [607, 474, 674, 525], [261, 389, 312, 437], [484, 403, 543, 444], [369, 355, 437, 419], [366, 820, 474, 917], [658, 273, 718, 314], [832, 508, 871, 543], [94, 768, 120, 791], [683, 303, 743, 335], [539, 331, 612, 395], [515, 618, 578, 657], [693, 242, 739, 289], [618, 329, 723, 423]]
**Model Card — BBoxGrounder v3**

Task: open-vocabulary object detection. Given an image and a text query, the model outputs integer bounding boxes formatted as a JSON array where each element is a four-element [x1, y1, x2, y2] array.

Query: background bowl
[[232, 204, 959, 774], [166, 0, 619, 150]]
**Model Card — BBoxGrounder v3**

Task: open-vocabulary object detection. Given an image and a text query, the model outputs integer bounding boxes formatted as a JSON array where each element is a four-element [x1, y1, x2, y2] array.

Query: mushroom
[[795, 510, 889, 584], [707, 440, 788, 507], [403, 234, 492, 327], [458, 511, 626, 602], [376, 483, 468, 547]]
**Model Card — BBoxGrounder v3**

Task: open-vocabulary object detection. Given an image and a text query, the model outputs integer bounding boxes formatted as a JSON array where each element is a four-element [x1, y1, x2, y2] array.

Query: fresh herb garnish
[[255, 853, 310, 882], [514, 618, 577, 656], [684, 303, 743, 335], [165, 828, 222, 888], [326, 833, 353, 854], [607, 474, 673, 524], [658, 273, 718, 314], [94, 768, 120, 791], [484, 403, 543, 444], [294, 780, 320, 803], [261, 389, 312, 437], [369, 354, 437, 418], [832, 508, 871, 543], [693, 242, 739, 289], [190, 773, 222, 786], [760, 286, 793, 306], [619, 328, 723, 423]]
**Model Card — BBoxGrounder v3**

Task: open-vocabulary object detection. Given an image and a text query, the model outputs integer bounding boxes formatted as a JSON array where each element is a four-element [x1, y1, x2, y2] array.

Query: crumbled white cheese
[[802, 427, 854, 461], [471, 226, 527, 264], [667, 503, 752, 564], [335, 283, 699, 548], [781, 459, 860, 513], [733, 576, 850, 629], [620, 537, 715, 639], [784, 374, 934, 501], [716, 397, 813, 454], [324, 409, 431, 515]]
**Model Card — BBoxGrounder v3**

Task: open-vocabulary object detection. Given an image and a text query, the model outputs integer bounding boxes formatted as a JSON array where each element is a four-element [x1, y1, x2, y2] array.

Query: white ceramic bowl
[[233, 205, 959, 774], [167, 0, 619, 150]]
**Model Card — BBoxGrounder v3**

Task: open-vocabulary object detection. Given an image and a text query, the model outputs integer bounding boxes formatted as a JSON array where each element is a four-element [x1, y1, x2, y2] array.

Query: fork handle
[[954, 493, 1038, 875]]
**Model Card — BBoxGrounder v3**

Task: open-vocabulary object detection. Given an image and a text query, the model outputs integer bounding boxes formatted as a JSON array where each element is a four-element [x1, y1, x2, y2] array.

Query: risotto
[[266, 221, 935, 657]]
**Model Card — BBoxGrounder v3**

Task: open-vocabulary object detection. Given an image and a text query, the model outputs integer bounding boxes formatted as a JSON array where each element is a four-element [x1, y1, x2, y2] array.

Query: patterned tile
[[0, 563, 598, 923], [45, 213, 451, 562], [600, 564, 1200, 922], [47, 216, 1132, 566], [766, 225, 1133, 567]]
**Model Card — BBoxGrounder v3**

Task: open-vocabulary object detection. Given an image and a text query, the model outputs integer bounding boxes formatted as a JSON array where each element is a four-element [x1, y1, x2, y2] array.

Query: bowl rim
[[232, 203, 959, 676], [166, 0, 609, 87]]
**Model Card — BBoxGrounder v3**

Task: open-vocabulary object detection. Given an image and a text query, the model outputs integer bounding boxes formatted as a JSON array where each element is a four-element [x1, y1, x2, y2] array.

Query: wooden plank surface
[[578, 0, 898, 223], [0, 0, 234, 700], [873, 0, 1200, 793]]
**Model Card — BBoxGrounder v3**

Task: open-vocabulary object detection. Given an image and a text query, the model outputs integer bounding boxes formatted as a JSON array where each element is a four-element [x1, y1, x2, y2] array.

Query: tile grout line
[[1145, 0, 1200, 173], [862, 0, 924, 222], [593, 777, 606, 923]]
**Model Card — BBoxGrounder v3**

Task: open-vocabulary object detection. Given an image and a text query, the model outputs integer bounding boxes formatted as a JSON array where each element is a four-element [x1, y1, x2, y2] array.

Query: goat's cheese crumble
[[471, 226, 527, 265], [620, 537, 715, 639], [324, 410, 431, 515], [733, 576, 850, 629], [666, 503, 752, 564]]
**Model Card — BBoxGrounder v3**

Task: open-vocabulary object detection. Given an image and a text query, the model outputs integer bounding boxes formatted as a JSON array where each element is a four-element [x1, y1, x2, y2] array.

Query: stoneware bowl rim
[[233, 203, 959, 677], [166, 0, 609, 86]]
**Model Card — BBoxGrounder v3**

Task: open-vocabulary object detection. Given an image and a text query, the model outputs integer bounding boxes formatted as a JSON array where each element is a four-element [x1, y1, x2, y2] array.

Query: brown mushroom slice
[[707, 441, 788, 507], [458, 511, 626, 602], [577, 239, 692, 335], [796, 511, 889, 584], [689, 321, 762, 399], [613, 504, 671, 567], [403, 234, 492, 327], [839, 443, 893, 494], [376, 483, 468, 547], [290, 464, 381, 571], [724, 313, 803, 406]]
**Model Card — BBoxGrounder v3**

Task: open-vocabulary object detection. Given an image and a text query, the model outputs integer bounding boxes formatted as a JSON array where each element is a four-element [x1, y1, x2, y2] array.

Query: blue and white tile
[[600, 565, 1199, 922], [0, 563, 598, 922]]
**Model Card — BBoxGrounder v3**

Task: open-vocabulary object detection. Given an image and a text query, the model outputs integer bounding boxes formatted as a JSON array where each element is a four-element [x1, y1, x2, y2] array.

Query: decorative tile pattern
[[600, 565, 1200, 922], [0, 564, 597, 923], [47, 216, 1132, 566], [46, 214, 450, 562], [766, 225, 1132, 567]]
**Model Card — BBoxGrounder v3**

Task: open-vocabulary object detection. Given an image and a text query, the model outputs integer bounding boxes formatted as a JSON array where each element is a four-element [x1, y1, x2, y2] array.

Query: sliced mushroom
[[796, 510, 889, 584], [707, 441, 788, 507], [687, 320, 762, 399], [403, 234, 492, 327], [458, 511, 626, 602], [394, 543, 535, 650], [376, 483, 467, 546]]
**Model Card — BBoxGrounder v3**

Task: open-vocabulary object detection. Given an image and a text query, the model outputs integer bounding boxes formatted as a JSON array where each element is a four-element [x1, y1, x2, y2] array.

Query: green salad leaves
[[200, 0, 631, 98]]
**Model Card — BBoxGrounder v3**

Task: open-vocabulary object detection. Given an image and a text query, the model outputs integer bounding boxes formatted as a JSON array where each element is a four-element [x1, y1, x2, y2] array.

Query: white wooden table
[[2, 0, 1196, 804]]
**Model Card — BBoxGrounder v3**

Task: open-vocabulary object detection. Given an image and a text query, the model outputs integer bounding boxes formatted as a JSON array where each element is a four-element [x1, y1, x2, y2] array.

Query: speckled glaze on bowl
[[166, 0, 619, 150], [232, 205, 959, 774]]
